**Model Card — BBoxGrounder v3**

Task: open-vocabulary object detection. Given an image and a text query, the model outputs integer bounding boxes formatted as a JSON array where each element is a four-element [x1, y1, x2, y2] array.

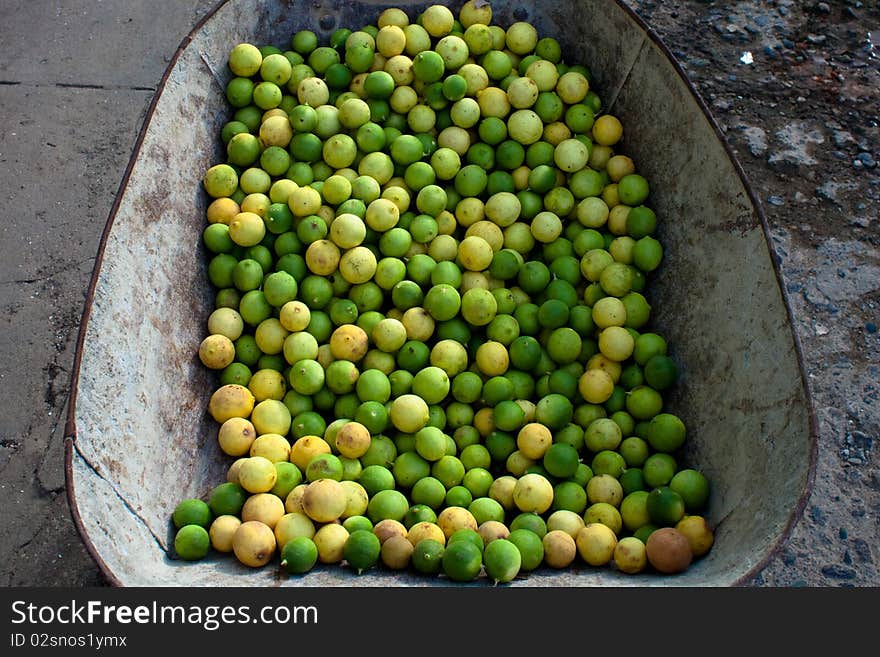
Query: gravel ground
[[1, 0, 876, 587]]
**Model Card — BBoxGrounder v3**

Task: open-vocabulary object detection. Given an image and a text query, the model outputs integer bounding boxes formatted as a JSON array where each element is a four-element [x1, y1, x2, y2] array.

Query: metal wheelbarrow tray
[[64, 0, 818, 586]]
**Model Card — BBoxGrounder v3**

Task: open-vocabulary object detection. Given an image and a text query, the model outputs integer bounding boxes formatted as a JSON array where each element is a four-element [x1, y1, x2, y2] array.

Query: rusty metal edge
[[61, 0, 820, 589], [608, 2, 820, 587], [63, 0, 231, 589]]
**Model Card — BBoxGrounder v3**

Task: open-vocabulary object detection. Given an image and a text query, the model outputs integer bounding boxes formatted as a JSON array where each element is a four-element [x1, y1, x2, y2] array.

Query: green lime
[[281, 536, 319, 574], [554, 423, 585, 452], [543, 443, 580, 479], [591, 449, 627, 479], [517, 260, 552, 296], [621, 292, 652, 330], [551, 480, 588, 514], [535, 393, 573, 431], [220, 362, 252, 387], [411, 538, 445, 575], [342, 515, 373, 534], [509, 511, 547, 538], [496, 139, 525, 170], [619, 436, 650, 468], [646, 486, 686, 527], [271, 462, 303, 499], [367, 488, 410, 524], [359, 464, 396, 497], [445, 485, 474, 509], [412, 49, 446, 83], [507, 528, 544, 571], [646, 413, 687, 453], [207, 483, 247, 518], [305, 453, 344, 482], [411, 476, 448, 510], [392, 451, 432, 488], [633, 523, 659, 544], [483, 538, 521, 584], [620, 490, 651, 532], [469, 497, 506, 526], [447, 527, 484, 553], [172, 499, 212, 529], [291, 29, 318, 55], [626, 385, 664, 421], [632, 236, 663, 273], [174, 525, 210, 561], [225, 77, 254, 108], [626, 205, 657, 239], [343, 529, 382, 574], [546, 327, 583, 366], [414, 426, 451, 462], [484, 430, 517, 464], [619, 467, 647, 495], [644, 355, 679, 391], [508, 335, 542, 371], [643, 453, 677, 489], [494, 400, 526, 433], [462, 467, 494, 499], [618, 174, 650, 206], [669, 468, 710, 512], [482, 376, 515, 407]]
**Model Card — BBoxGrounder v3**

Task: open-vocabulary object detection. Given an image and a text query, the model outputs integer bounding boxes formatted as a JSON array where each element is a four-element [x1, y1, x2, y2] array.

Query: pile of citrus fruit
[[172, 0, 716, 583]]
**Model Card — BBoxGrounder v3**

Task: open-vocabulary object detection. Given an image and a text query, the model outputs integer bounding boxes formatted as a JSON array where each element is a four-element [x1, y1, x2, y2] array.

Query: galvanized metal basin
[[65, 0, 817, 586]]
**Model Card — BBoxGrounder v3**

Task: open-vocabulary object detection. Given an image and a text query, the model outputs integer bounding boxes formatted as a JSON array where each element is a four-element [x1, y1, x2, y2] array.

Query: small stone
[[815, 324, 829, 336], [806, 34, 827, 45], [817, 2, 831, 12], [782, 38, 795, 48], [742, 126, 768, 156], [821, 564, 857, 580], [851, 539, 873, 563], [768, 195, 785, 206], [853, 159, 864, 169], [833, 130, 855, 148], [839, 527, 848, 540], [856, 152, 877, 169], [866, 322, 877, 333]]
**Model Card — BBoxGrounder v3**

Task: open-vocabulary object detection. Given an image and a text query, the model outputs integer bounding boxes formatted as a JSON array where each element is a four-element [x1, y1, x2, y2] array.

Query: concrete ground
[[0, 0, 217, 585], [1, 0, 876, 587]]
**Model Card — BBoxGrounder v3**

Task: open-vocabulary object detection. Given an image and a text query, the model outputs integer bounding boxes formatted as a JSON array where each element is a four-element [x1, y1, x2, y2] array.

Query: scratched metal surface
[[66, 0, 816, 586]]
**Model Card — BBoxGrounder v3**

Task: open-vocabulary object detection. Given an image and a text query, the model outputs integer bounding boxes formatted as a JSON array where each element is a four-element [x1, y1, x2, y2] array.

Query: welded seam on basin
[[602, 35, 649, 115], [71, 439, 169, 557]]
